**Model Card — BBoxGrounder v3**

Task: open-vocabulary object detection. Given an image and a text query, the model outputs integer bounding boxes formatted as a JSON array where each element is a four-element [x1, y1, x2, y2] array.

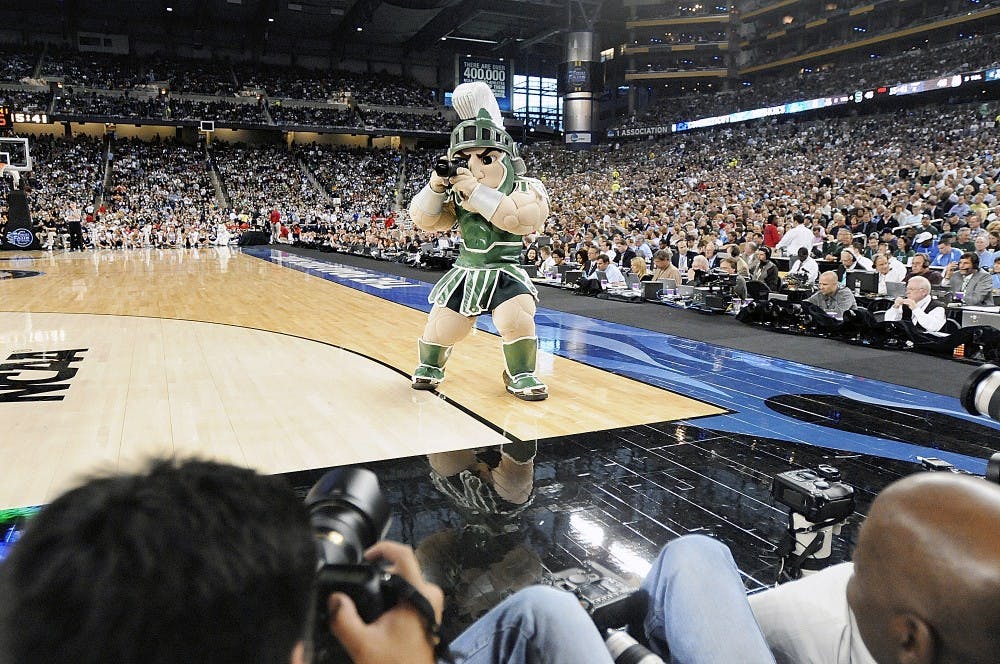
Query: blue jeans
[[446, 535, 775, 664]]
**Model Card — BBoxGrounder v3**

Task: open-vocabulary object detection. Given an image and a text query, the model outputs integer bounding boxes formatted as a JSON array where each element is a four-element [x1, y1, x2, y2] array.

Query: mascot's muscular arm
[[409, 168, 457, 233], [451, 173, 549, 237]]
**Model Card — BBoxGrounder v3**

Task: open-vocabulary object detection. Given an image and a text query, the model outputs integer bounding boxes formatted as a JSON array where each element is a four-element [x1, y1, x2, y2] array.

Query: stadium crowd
[[619, 33, 1000, 130], [267, 102, 360, 128], [5, 98, 1000, 320]]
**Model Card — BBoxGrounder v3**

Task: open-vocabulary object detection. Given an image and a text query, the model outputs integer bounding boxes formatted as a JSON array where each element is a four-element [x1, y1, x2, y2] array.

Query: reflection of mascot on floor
[[409, 82, 550, 401]]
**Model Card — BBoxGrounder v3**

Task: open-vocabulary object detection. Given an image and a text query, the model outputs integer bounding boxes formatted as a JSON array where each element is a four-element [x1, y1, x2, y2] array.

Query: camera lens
[[960, 364, 1000, 422], [305, 468, 390, 566], [986, 453, 1000, 485]]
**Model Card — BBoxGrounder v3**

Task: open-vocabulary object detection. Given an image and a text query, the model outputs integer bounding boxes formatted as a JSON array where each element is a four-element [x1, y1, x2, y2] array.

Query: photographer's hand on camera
[[327, 541, 444, 664]]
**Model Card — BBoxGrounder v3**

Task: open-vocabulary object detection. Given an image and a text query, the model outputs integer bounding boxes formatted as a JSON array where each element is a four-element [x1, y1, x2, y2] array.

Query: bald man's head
[[846, 473, 1000, 664]]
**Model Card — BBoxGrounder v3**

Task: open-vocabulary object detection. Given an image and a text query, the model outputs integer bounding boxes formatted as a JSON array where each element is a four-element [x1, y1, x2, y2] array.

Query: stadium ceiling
[[1, 0, 622, 62]]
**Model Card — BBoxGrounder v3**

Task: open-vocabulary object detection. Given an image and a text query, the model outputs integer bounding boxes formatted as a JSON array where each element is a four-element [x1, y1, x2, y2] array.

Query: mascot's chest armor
[[454, 206, 521, 267]]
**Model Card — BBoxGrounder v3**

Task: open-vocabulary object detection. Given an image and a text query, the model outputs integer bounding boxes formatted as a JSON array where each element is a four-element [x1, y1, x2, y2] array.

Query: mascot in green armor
[[409, 82, 549, 401]]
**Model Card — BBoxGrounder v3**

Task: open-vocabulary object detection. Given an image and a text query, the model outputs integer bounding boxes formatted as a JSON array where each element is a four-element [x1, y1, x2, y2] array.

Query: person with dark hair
[[930, 234, 961, 268], [0, 457, 777, 664], [788, 246, 818, 284], [650, 249, 682, 283], [892, 235, 914, 263], [752, 246, 781, 291], [763, 215, 781, 248], [943, 252, 993, 305], [0, 459, 318, 664], [904, 253, 942, 286]]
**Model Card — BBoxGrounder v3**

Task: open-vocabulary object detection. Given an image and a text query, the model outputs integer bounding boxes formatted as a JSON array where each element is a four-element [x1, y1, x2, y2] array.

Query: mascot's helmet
[[448, 82, 526, 176]]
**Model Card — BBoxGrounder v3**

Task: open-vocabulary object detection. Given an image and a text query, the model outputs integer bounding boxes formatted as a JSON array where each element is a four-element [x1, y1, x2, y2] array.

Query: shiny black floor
[[281, 413, 991, 639]]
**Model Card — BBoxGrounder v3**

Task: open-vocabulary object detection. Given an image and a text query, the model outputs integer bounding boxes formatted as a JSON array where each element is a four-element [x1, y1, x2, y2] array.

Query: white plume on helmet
[[451, 82, 503, 124]]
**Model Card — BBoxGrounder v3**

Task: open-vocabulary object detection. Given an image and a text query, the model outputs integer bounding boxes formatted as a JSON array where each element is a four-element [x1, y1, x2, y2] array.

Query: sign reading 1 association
[[457, 55, 512, 111]]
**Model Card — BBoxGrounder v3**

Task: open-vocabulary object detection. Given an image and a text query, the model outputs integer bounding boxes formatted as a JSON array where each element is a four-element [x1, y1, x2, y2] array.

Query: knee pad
[[494, 295, 537, 340], [423, 306, 474, 346]]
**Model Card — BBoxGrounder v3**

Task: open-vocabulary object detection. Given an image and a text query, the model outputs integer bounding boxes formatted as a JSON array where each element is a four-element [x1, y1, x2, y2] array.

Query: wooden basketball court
[[0, 248, 724, 508]]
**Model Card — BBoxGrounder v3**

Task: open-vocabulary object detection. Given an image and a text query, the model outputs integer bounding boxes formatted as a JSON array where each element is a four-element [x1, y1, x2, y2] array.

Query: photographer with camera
[[0, 457, 778, 664], [749, 471, 1000, 664]]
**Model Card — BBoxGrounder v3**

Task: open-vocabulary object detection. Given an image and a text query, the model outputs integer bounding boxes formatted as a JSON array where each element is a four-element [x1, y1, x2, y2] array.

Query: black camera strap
[[383, 574, 453, 662]]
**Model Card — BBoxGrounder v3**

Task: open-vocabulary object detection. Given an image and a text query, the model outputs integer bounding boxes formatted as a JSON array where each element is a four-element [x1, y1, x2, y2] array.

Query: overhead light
[[443, 35, 499, 44], [356, 26, 363, 32], [268, 17, 274, 22], [166, 6, 173, 11]]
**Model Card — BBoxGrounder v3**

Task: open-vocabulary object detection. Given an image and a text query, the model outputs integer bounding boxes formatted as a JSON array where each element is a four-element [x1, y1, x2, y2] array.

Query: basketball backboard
[[0, 137, 31, 172]]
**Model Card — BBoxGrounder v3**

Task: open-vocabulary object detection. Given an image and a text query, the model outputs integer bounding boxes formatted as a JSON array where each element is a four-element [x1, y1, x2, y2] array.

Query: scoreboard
[[0, 106, 50, 126]]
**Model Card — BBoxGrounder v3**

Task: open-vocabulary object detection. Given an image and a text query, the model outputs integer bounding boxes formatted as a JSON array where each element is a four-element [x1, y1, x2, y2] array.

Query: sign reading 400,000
[[457, 56, 511, 111]]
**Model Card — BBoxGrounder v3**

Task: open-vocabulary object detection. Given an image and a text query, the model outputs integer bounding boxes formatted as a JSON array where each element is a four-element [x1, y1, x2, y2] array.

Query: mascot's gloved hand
[[429, 172, 449, 195], [448, 167, 479, 201], [452, 168, 505, 220]]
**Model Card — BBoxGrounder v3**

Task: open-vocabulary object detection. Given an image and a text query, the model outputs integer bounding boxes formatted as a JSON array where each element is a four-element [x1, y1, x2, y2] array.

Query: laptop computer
[[625, 273, 640, 288], [521, 264, 538, 278], [642, 280, 664, 300], [662, 278, 677, 290], [885, 281, 906, 298], [677, 284, 695, 297], [846, 271, 878, 294], [563, 269, 582, 285]]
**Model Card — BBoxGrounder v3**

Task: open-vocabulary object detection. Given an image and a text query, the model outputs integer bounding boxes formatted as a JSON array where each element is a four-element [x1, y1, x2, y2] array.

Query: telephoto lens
[[306, 467, 390, 566], [960, 364, 1000, 423], [604, 630, 665, 664]]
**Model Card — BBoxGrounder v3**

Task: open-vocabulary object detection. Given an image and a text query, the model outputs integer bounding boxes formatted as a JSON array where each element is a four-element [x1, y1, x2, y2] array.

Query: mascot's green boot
[[501, 337, 548, 401], [412, 339, 453, 390]]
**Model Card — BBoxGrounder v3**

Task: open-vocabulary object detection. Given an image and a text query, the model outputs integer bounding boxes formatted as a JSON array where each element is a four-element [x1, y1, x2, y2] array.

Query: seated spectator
[[973, 235, 994, 271], [751, 246, 781, 292], [649, 249, 683, 283], [687, 254, 711, 284], [904, 253, 942, 286], [943, 253, 994, 305], [540, 247, 564, 279], [837, 250, 870, 285], [884, 276, 946, 332], [596, 253, 625, 287], [672, 237, 697, 273], [930, 234, 961, 268], [787, 246, 818, 285], [522, 247, 539, 267], [872, 254, 906, 296], [719, 257, 748, 300], [805, 270, 857, 316], [892, 235, 915, 264], [993, 256, 1000, 292], [630, 256, 649, 281]]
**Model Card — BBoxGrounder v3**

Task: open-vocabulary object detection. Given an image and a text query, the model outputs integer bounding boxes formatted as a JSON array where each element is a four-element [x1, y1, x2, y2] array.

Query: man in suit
[[672, 237, 698, 273], [943, 253, 994, 305]]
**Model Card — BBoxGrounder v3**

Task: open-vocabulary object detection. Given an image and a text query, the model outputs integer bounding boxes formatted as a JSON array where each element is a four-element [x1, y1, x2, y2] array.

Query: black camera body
[[434, 156, 469, 178], [772, 465, 855, 523], [306, 468, 394, 663], [544, 560, 636, 627]]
